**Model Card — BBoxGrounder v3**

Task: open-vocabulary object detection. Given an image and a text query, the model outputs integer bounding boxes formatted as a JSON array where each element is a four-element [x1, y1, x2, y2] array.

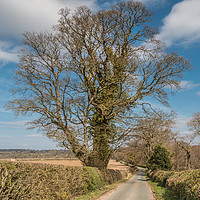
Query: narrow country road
[[99, 168, 154, 200]]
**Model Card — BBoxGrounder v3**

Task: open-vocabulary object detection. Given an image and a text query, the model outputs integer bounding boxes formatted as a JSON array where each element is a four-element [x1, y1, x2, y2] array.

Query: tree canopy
[[6, 1, 191, 171]]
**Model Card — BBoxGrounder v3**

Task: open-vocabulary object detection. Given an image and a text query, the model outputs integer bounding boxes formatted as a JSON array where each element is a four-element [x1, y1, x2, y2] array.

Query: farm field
[[0, 150, 130, 170], [16, 159, 129, 171]]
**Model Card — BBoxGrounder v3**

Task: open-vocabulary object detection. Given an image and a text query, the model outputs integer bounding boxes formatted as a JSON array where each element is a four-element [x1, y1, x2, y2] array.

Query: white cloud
[[0, 0, 97, 36], [0, 50, 18, 65], [180, 80, 200, 90], [158, 0, 200, 46], [0, 41, 19, 65], [0, 0, 97, 64], [175, 117, 189, 130], [173, 115, 192, 135]]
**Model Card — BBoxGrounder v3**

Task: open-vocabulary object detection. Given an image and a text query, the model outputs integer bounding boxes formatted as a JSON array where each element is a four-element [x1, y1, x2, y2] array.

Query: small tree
[[147, 145, 173, 171]]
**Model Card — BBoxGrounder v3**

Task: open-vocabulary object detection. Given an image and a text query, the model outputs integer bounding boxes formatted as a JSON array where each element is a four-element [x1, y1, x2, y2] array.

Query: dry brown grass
[[17, 159, 129, 171], [20, 159, 83, 166]]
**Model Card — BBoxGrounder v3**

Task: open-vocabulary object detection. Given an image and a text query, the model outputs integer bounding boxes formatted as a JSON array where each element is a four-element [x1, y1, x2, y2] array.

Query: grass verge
[[146, 176, 177, 200], [75, 174, 135, 200]]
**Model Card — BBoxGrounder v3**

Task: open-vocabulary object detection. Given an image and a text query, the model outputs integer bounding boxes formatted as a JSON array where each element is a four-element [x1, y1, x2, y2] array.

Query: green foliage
[[147, 145, 173, 171], [83, 167, 103, 191], [148, 170, 174, 186], [105, 169, 122, 184], [146, 176, 177, 200], [0, 161, 104, 199], [167, 170, 200, 200], [0, 161, 125, 199], [148, 169, 200, 200]]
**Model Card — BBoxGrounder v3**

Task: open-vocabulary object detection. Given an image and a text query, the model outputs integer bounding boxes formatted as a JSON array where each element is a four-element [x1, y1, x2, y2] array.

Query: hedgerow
[[147, 169, 200, 200], [0, 161, 107, 199]]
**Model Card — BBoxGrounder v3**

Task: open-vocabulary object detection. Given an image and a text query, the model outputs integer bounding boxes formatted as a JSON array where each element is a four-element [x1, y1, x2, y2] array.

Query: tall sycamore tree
[[6, 1, 191, 172]]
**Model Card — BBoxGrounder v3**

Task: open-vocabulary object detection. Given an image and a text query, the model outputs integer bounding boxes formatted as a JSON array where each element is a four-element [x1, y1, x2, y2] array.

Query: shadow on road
[[136, 178, 146, 182]]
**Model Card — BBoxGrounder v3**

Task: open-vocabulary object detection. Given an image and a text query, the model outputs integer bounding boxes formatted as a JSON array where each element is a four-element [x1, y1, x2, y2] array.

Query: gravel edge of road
[[146, 180, 156, 200], [145, 173, 156, 200]]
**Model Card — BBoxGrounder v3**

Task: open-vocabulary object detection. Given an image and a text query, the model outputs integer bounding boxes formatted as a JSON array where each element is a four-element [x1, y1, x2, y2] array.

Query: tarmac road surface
[[100, 167, 154, 200]]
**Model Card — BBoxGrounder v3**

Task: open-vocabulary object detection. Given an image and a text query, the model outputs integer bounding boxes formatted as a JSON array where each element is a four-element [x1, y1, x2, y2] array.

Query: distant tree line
[[0, 149, 75, 159]]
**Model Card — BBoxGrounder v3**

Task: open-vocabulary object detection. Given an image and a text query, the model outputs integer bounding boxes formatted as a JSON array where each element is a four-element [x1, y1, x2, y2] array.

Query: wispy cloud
[[101, 0, 167, 9], [180, 80, 200, 90], [173, 115, 194, 138], [0, 108, 11, 113], [25, 134, 45, 138], [139, 0, 167, 6], [174, 117, 190, 130], [0, 125, 22, 129], [0, 121, 27, 126], [0, 135, 14, 138], [158, 0, 200, 46], [0, 41, 19, 65]]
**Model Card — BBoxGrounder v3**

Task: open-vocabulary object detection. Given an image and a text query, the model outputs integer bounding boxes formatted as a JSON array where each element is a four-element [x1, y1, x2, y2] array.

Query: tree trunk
[[186, 150, 191, 170], [68, 128, 113, 175], [83, 134, 112, 173], [81, 110, 114, 173], [69, 139, 111, 174], [83, 152, 110, 172]]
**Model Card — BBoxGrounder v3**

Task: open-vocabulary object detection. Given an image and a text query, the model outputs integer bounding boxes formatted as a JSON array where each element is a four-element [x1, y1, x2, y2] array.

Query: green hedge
[[0, 161, 124, 200], [147, 169, 200, 200]]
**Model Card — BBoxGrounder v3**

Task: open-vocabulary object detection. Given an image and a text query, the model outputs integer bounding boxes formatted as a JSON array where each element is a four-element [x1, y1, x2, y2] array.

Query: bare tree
[[188, 112, 200, 138], [6, 1, 191, 172], [173, 112, 200, 170], [172, 135, 192, 170], [129, 111, 174, 160]]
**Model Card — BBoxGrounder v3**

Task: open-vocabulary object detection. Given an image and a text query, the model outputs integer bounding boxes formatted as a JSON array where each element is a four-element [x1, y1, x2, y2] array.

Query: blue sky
[[0, 0, 199, 149]]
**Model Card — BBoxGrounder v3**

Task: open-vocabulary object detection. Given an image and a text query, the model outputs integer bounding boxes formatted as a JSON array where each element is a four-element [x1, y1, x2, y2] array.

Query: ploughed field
[[19, 159, 129, 170], [1, 158, 129, 171]]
